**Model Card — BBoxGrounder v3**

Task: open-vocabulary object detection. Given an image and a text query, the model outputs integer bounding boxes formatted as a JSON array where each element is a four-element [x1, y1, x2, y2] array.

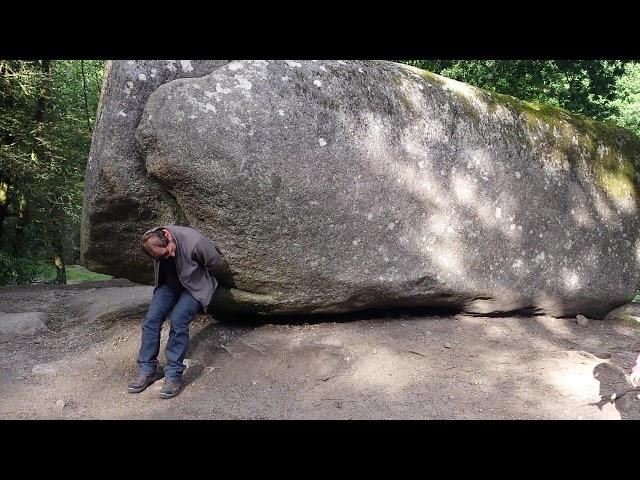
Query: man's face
[[148, 243, 171, 260], [147, 231, 176, 260]]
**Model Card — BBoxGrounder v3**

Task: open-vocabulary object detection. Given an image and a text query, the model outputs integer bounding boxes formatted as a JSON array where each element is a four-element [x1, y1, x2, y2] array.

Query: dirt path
[[1, 281, 639, 419]]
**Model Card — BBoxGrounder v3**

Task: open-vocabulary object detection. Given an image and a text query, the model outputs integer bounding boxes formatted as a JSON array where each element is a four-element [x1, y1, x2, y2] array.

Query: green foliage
[[0, 255, 110, 286], [399, 60, 624, 121], [609, 61, 640, 137], [66, 264, 112, 283], [0, 251, 56, 285], [0, 60, 104, 282]]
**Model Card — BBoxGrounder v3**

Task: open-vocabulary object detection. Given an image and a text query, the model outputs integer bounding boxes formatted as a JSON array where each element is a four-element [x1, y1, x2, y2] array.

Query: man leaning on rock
[[127, 225, 225, 399]]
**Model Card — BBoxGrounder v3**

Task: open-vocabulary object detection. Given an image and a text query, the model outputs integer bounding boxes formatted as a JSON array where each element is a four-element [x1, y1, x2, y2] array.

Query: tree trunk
[[81, 60, 91, 132], [53, 253, 67, 284], [0, 181, 7, 241], [34, 60, 67, 284], [13, 193, 28, 255]]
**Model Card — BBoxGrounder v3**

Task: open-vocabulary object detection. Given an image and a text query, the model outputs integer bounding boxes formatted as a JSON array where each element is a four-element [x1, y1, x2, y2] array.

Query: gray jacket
[[146, 225, 225, 311]]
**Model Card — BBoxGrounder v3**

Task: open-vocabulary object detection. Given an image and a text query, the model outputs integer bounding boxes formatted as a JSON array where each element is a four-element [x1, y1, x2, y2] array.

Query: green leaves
[[399, 60, 626, 123], [609, 62, 640, 136], [0, 60, 105, 270]]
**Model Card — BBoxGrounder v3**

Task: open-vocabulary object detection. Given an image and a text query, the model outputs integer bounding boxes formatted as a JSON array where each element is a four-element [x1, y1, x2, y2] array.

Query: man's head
[[141, 228, 176, 260]]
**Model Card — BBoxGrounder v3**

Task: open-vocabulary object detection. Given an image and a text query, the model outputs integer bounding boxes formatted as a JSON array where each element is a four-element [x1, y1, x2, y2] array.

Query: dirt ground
[[1, 279, 640, 420]]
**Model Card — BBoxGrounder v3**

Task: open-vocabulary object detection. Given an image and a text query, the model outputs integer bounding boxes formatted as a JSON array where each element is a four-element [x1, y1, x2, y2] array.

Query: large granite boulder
[[83, 60, 640, 317]]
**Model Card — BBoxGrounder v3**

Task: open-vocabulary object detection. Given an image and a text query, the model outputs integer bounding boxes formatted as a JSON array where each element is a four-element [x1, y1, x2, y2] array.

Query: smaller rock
[[0, 312, 51, 335], [576, 315, 589, 327], [55, 399, 66, 411], [604, 302, 640, 322], [444, 343, 452, 349]]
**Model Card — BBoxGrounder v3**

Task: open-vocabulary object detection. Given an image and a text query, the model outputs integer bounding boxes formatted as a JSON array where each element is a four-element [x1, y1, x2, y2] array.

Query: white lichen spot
[[189, 115, 196, 119], [387, 222, 395, 230], [352, 239, 360, 246], [510, 224, 516, 231], [313, 79, 322, 87], [366, 213, 374, 220], [127, 81, 134, 89], [337, 60, 347, 65], [281, 76, 290, 82], [512, 259, 523, 269], [278, 109, 284, 116], [138, 74, 147, 82], [318, 138, 327, 146], [319, 66, 328, 72], [205, 103, 216, 112], [452, 176, 476, 204], [227, 61, 244, 71], [204, 90, 214, 98], [180, 60, 194, 73], [150, 68, 157, 78], [515, 172, 521, 179], [216, 84, 232, 94], [495, 207, 502, 219], [166, 61, 177, 72], [564, 271, 580, 290], [285, 60, 302, 68], [236, 77, 252, 90], [117, 111, 127, 117], [358, 68, 364, 73], [417, 84, 424, 90]]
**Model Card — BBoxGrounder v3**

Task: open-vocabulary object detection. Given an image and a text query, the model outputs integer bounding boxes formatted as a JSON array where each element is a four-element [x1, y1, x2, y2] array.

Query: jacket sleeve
[[193, 236, 225, 278]]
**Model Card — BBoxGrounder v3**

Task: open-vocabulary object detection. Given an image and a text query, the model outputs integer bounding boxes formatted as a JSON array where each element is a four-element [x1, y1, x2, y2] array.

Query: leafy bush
[[0, 252, 56, 285]]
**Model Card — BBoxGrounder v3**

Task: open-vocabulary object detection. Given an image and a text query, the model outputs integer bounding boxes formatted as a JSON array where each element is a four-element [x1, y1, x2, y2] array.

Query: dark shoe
[[127, 370, 162, 393], [159, 377, 182, 399]]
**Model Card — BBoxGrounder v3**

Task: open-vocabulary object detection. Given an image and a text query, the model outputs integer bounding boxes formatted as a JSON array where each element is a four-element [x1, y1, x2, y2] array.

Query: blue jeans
[[137, 283, 201, 379]]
